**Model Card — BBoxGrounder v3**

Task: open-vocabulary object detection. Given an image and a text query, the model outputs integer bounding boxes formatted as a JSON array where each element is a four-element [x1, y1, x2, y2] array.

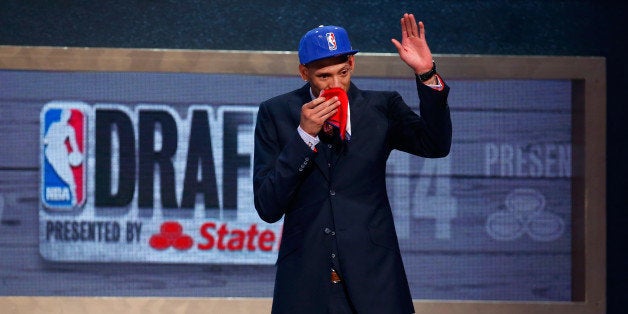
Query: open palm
[[391, 13, 434, 75]]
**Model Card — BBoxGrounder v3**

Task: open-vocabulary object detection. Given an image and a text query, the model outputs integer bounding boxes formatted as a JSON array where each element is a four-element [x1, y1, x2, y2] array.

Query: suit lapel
[[346, 83, 364, 142], [331, 84, 363, 168]]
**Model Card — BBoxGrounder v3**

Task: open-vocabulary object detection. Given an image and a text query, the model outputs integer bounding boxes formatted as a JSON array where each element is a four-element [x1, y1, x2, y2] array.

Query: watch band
[[417, 61, 437, 82]]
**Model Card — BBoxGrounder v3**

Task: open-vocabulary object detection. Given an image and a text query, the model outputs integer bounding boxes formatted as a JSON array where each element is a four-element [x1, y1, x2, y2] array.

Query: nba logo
[[326, 32, 337, 51], [41, 102, 88, 209]]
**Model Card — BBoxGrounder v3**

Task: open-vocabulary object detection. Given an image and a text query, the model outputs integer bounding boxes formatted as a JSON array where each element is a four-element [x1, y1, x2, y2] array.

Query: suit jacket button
[[329, 190, 336, 196], [324, 228, 332, 234]]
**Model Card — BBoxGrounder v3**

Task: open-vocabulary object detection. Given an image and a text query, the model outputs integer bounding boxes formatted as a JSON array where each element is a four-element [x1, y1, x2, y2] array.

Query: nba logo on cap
[[325, 32, 337, 51], [41, 102, 88, 210], [298, 25, 358, 65]]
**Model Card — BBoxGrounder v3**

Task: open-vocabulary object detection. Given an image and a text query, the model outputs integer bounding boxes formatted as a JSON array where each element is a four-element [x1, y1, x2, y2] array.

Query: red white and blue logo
[[41, 102, 87, 210], [325, 32, 337, 51]]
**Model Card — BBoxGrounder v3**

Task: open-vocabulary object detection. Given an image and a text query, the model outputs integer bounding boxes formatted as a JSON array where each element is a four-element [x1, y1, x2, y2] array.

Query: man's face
[[299, 55, 355, 97]]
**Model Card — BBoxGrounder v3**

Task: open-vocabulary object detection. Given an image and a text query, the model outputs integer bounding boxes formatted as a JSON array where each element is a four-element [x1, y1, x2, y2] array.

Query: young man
[[253, 13, 452, 314]]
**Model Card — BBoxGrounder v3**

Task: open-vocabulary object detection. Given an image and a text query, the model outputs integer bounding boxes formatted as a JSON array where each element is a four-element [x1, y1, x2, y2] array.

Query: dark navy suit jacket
[[253, 78, 451, 314]]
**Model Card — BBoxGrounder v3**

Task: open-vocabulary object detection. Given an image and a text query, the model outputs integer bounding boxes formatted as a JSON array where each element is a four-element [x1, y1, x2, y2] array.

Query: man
[[253, 13, 451, 314]]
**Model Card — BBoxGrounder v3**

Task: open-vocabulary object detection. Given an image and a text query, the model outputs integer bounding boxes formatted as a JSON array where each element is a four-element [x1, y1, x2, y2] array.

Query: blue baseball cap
[[298, 25, 359, 65]]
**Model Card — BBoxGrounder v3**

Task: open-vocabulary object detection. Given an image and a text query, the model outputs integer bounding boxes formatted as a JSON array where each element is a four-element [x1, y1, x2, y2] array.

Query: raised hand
[[391, 13, 434, 76]]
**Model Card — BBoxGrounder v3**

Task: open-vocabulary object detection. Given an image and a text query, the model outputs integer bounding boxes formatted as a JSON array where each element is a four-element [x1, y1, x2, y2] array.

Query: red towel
[[320, 87, 349, 141]]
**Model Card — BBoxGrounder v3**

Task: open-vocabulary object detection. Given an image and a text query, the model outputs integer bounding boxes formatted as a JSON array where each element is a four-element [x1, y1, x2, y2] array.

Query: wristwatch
[[417, 61, 437, 82]]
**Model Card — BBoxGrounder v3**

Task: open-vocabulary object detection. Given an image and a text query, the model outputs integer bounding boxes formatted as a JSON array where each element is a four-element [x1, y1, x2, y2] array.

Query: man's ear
[[298, 64, 309, 81], [348, 55, 355, 71]]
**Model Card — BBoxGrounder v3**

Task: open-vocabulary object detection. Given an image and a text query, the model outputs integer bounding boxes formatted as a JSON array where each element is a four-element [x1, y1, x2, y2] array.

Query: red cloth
[[320, 87, 349, 141]]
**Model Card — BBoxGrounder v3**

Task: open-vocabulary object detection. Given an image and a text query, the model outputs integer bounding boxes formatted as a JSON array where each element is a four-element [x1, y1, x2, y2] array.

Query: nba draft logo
[[41, 102, 87, 210], [325, 32, 337, 51]]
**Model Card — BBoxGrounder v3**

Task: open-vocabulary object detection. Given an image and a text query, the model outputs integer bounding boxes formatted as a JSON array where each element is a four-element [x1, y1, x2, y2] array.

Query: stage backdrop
[[0, 68, 574, 301]]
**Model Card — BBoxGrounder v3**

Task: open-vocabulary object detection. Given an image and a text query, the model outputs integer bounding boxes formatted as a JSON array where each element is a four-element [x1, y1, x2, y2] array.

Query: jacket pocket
[[368, 224, 400, 252]]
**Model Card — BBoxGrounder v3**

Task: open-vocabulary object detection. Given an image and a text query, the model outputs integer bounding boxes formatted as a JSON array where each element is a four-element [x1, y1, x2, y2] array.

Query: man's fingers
[[400, 17, 409, 38], [391, 38, 403, 51], [306, 97, 338, 114], [320, 108, 339, 121], [300, 97, 339, 135], [303, 97, 326, 109], [408, 14, 419, 37], [400, 13, 421, 39], [403, 13, 415, 37], [304, 96, 337, 109], [317, 100, 340, 118]]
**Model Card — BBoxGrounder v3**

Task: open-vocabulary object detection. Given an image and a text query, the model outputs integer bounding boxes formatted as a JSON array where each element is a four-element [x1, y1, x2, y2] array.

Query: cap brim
[[302, 50, 359, 65]]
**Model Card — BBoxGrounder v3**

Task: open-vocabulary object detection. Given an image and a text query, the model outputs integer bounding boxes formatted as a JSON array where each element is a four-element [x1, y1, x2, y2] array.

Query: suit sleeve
[[388, 74, 452, 157], [253, 102, 317, 223]]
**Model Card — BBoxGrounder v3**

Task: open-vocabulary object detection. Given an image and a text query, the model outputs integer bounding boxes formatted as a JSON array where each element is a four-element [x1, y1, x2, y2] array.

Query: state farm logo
[[148, 221, 282, 252], [149, 221, 194, 250], [486, 188, 565, 242]]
